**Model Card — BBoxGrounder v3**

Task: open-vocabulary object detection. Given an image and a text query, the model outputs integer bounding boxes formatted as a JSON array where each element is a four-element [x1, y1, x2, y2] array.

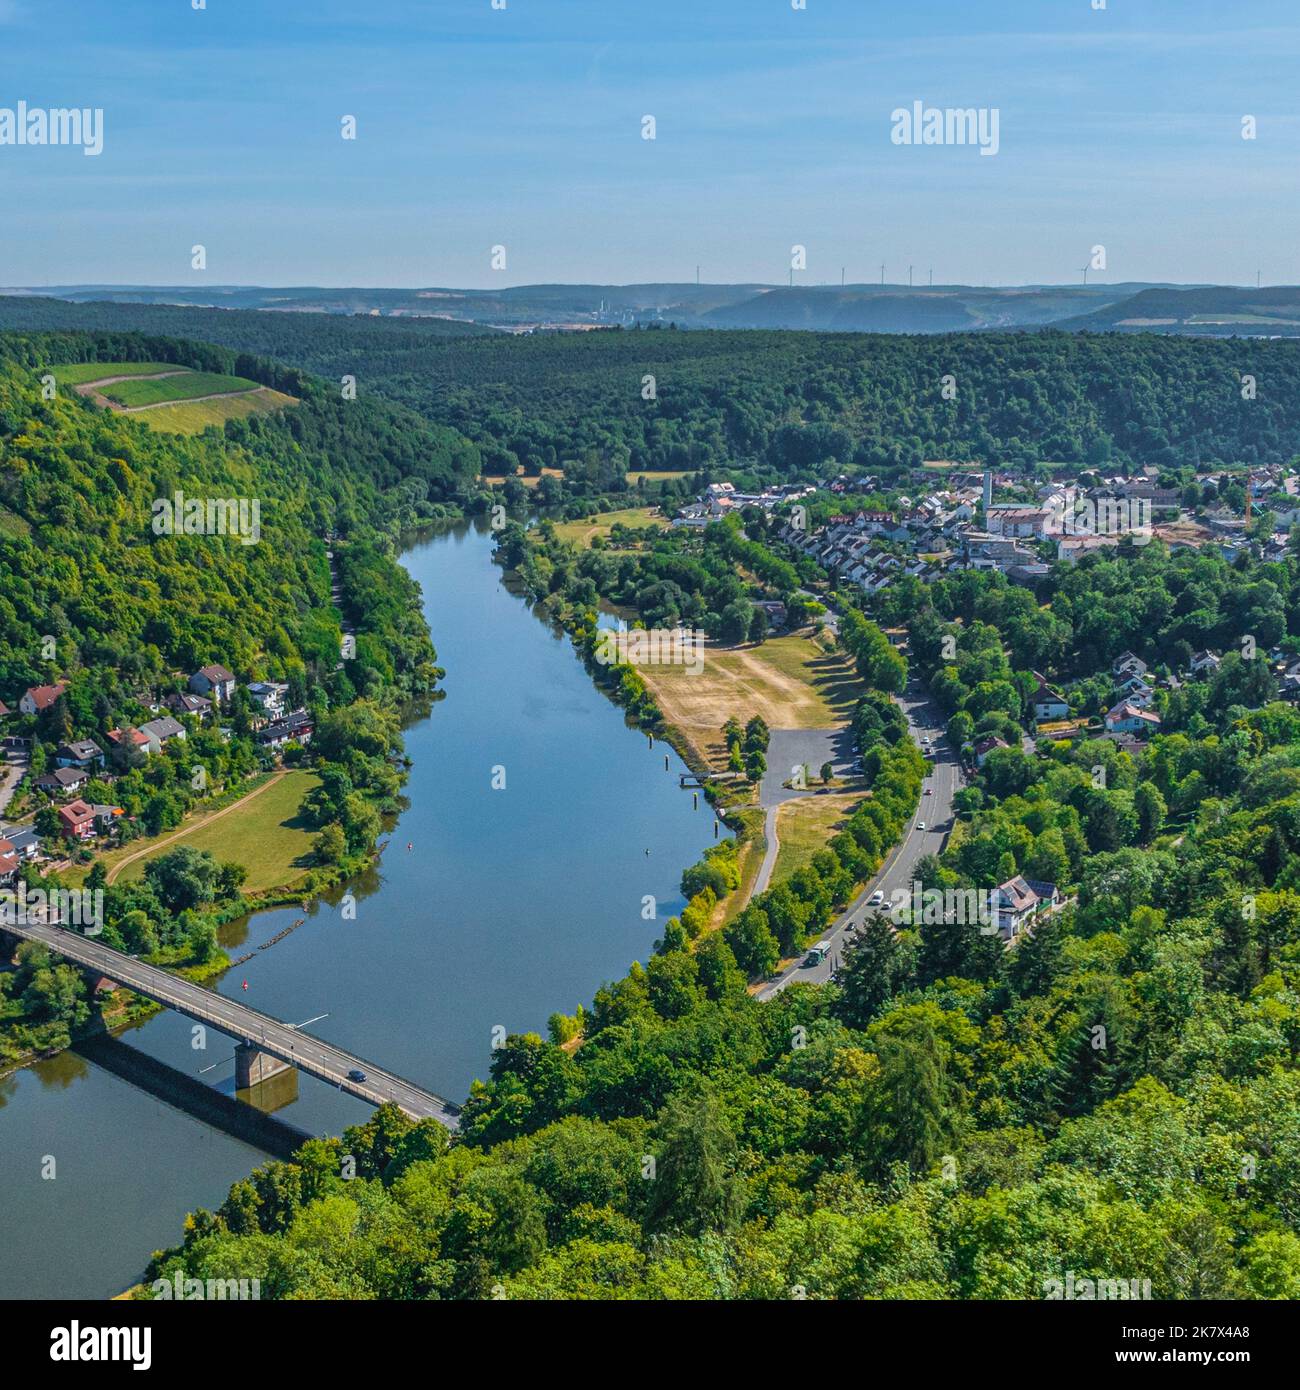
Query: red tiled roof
[[24, 682, 67, 711]]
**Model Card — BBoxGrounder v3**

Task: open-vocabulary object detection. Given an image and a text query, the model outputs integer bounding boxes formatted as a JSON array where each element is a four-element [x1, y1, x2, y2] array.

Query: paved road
[[0, 746, 28, 818], [4, 919, 460, 1128], [755, 678, 960, 1000]]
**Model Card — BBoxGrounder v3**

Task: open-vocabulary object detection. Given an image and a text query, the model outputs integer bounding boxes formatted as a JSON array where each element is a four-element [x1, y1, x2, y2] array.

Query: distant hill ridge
[[2, 280, 1267, 335]]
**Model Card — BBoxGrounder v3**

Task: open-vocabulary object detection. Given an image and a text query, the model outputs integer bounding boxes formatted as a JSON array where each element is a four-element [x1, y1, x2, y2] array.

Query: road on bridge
[[755, 675, 960, 1000], [5, 919, 460, 1128]]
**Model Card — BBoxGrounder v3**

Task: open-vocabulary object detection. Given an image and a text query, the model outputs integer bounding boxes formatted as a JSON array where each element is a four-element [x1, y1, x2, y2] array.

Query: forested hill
[[0, 331, 477, 704], [2, 299, 1299, 479]]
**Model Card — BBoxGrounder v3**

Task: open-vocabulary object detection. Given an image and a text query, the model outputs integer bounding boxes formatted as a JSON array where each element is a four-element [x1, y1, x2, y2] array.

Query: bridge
[[5, 919, 460, 1129]]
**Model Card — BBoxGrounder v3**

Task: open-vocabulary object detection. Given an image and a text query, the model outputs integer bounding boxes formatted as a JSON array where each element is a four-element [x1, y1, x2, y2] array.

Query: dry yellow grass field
[[638, 632, 858, 764], [773, 792, 866, 884]]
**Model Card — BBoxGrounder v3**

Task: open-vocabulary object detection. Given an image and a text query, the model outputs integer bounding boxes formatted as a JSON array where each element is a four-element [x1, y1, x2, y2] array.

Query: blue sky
[[1, 0, 1297, 287]]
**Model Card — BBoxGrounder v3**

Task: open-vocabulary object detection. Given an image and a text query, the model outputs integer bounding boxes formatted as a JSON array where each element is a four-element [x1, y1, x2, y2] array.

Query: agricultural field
[[131, 388, 297, 434], [99, 370, 260, 407], [626, 469, 693, 483], [51, 360, 180, 386], [50, 360, 296, 433]]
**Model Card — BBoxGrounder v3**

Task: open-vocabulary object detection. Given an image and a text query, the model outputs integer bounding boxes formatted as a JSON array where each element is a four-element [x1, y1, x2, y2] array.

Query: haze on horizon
[[2, 0, 1297, 289]]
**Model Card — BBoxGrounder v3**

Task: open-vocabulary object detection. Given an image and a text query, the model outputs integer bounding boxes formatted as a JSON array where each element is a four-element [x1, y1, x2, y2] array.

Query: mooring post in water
[[664, 754, 669, 771], [713, 819, 719, 839], [693, 791, 698, 809], [648, 733, 653, 749]]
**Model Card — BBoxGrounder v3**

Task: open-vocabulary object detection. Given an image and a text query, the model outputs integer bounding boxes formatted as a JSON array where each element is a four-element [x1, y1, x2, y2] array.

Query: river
[[0, 518, 719, 1299]]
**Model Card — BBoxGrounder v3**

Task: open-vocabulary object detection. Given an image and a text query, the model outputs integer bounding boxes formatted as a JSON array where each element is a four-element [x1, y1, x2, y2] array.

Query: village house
[[55, 739, 105, 770], [973, 735, 1009, 767], [994, 876, 1060, 940], [1056, 535, 1121, 564], [1190, 650, 1222, 678], [34, 766, 91, 797], [1112, 651, 1148, 680], [57, 799, 98, 841], [1007, 562, 1051, 588], [188, 664, 236, 703], [19, 682, 68, 716], [1105, 700, 1162, 735], [138, 716, 186, 753], [107, 727, 152, 758], [87, 803, 124, 835], [1279, 661, 1300, 703], [1030, 673, 1070, 722], [0, 838, 19, 887], [247, 681, 290, 718], [985, 506, 1053, 539], [165, 692, 212, 720], [0, 823, 40, 860], [256, 711, 315, 750]]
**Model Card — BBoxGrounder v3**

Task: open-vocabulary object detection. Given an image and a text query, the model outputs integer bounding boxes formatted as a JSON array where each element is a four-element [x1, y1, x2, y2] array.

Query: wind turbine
[[1079, 262, 1091, 286]]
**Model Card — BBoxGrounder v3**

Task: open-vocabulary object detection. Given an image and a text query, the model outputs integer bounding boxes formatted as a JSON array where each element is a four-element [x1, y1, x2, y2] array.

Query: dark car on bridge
[[348, 1068, 367, 1082]]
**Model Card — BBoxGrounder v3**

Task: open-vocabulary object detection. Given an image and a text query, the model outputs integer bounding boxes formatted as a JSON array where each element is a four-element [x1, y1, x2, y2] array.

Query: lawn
[[772, 793, 866, 885], [101, 371, 260, 407], [626, 469, 693, 483], [100, 770, 321, 895], [639, 633, 860, 765], [133, 389, 297, 434], [552, 507, 669, 548], [52, 361, 180, 386]]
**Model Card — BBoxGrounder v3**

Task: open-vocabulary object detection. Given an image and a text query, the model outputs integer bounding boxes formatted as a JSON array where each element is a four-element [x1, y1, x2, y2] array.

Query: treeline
[[8, 300, 1300, 481]]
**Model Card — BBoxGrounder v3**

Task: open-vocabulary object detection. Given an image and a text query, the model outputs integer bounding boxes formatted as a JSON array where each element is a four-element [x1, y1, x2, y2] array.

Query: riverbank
[[0, 518, 720, 1300]]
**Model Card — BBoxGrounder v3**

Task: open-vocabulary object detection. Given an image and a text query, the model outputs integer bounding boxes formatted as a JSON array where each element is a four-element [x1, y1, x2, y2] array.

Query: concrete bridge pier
[[235, 1041, 295, 1090]]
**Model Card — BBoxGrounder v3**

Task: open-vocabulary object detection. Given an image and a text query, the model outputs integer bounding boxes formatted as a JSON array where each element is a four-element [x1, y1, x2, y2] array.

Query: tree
[[144, 847, 219, 912], [313, 822, 347, 865], [836, 913, 912, 1027], [866, 1019, 957, 1175], [645, 1092, 743, 1235]]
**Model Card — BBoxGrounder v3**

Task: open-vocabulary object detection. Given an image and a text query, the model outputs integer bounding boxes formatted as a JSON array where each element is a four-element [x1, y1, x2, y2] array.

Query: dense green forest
[[0, 330, 474, 703], [4, 298, 1300, 482]]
